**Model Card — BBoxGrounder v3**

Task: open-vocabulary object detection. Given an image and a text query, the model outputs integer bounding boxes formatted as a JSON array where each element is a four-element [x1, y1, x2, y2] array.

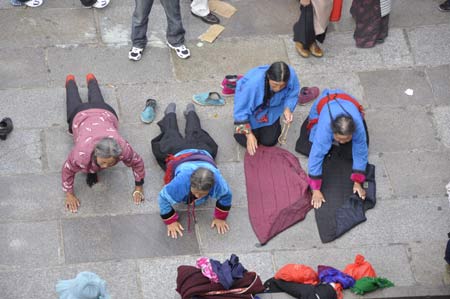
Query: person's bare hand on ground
[[211, 218, 230, 234], [311, 190, 326, 209], [65, 193, 80, 213], [246, 132, 258, 156], [167, 221, 184, 239]]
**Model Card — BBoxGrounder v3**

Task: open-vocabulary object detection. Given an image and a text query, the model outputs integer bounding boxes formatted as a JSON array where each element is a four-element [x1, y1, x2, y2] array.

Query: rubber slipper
[[192, 92, 225, 106]]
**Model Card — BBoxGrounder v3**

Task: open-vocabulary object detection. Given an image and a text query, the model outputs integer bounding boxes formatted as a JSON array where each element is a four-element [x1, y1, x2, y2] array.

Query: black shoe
[[191, 11, 220, 24], [439, 0, 450, 11], [0, 117, 13, 140]]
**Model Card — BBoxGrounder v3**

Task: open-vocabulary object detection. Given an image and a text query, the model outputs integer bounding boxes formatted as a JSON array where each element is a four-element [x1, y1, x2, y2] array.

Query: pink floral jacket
[[61, 109, 145, 193]]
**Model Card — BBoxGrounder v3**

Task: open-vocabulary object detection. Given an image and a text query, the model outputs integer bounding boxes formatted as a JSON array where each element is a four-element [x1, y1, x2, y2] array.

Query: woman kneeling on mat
[[233, 61, 300, 155], [295, 89, 368, 209], [151, 103, 232, 239], [62, 74, 145, 212]]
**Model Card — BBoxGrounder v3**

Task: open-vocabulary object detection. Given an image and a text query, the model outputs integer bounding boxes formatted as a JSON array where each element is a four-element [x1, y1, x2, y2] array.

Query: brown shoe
[[309, 42, 323, 57], [295, 42, 310, 58]]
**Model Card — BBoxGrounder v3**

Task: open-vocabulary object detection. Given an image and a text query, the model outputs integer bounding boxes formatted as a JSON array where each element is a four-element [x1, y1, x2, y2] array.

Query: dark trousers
[[151, 112, 218, 170], [66, 79, 117, 133], [446, 237, 450, 264], [295, 117, 369, 159], [234, 119, 282, 148]]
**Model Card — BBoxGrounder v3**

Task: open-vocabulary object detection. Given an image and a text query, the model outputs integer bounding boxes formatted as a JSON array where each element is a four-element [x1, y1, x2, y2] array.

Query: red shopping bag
[[343, 254, 377, 280]]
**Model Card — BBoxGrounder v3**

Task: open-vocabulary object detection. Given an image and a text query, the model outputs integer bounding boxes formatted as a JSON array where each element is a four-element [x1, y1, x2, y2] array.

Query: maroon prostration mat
[[244, 146, 312, 245]]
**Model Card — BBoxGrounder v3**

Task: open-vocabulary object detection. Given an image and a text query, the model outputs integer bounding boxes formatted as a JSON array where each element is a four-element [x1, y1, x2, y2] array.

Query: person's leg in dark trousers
[[256, 119, 281, 146], [160, 0, 186, 46], [66, 78, 83, 133], [295, 118, 312, 156], [151, 112, 184, 170], [184, 111, 218, 159], [87, 75, 105, 105], [131, 0, 155, 49]]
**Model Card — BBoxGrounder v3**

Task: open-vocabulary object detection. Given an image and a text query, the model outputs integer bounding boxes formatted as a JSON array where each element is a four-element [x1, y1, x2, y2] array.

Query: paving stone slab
[[0, 47, 48, 89], [330, 197, 450, 247], [172, 36, 289, 81], [215, 0, 298, 39], [273, 244, 415, 286], [60, 168, 156, 218], [138, 256, 199, 299], [0, 173, 61, 222], [0, 220, 61, 267], [62, 216, 114, 264], [297, 71, 366, 107], [111, 213, 200, 259], [115, 81, 234, 125], [0, 260, 140, 299], [0, 88, 65, 129], [408, 23, 450, 67], [432, 105, 450, 148], [426, 64, 450, 106], [365, 107, 441, 153], [0, 129, 43, 175], [368, 154, 395, 200], [196, 207, 321, 253], [390, 0, 450, 28], [382, 151, 450, 198], [47, 45, 173, 86], [0, 8, 97, 49], [409, 241, 450, 286], [359, 68, 434, 108], [285, 28, 413, 74]]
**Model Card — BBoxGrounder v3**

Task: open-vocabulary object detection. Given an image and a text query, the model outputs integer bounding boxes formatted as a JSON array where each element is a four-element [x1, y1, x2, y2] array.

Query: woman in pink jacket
[[62, 73, 145, 212]]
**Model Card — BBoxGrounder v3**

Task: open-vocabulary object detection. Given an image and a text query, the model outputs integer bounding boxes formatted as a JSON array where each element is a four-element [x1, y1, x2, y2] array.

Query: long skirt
[[350, 0, 390, 48]]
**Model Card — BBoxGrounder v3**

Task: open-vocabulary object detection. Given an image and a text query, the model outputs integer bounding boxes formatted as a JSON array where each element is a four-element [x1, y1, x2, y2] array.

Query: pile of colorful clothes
[[264, 254, 394, 299], [176, 254, 265, 298]]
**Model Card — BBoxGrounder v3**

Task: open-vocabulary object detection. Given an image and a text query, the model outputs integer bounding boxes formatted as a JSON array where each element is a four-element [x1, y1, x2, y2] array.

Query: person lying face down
[[233, 61, 300, 156], [62, 74, 145, 213], [151, 103, 232, 239], [296, 89, 368, 209]]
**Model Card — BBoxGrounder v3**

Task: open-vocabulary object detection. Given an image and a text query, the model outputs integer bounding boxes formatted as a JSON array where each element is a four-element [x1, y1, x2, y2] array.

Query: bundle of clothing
[[176, 254, 265, 299], [264, 254, 394, 299]]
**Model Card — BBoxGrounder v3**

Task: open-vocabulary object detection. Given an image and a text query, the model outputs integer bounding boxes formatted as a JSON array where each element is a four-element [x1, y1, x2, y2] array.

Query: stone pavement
[[1, 0, 450, 298]]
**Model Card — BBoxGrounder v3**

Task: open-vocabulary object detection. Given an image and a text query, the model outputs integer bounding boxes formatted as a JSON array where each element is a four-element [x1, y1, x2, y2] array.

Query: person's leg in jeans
[[131, 0, 154, 49], [160, 0, 185, 46], [184, 106, 218, 158], [66, 75, 83, 132]]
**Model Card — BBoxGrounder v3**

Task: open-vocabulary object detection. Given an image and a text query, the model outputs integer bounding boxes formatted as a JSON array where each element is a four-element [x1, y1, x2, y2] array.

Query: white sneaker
[[92, 0, 110, 8], [128, 47, 144, 61], [25, 0, 43, 7], [166, 42, 190, 59]]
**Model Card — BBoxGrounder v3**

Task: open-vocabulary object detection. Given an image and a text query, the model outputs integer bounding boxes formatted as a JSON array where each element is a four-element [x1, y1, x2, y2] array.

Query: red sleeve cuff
[[214, 207, 229, 220], [163, 212, 179, 225], [351, 173, 366, 183], [307, 177, 322, 190]]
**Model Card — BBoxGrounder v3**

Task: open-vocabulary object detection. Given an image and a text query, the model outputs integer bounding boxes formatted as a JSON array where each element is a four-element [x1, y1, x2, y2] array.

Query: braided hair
[[261, 61, 290, 109]]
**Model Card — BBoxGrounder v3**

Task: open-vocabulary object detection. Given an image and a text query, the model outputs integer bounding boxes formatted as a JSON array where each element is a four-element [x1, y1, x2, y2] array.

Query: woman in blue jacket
[[295, 89, 369, 209], [233, 61, 300, 155], [151, 103, 232, 239]]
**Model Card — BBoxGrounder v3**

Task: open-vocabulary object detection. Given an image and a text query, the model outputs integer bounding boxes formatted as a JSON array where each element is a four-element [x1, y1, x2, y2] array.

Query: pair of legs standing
[[130, 0, 190, 61], [151, 104, 218, 170], [66, 74, 117, 133]]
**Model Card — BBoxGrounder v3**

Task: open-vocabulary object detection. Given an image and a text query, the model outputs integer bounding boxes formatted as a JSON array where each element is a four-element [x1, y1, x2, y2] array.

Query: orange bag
[[329, 0, 343, 22], [343, 254, 377, 280], [274, 264, 319, 285]]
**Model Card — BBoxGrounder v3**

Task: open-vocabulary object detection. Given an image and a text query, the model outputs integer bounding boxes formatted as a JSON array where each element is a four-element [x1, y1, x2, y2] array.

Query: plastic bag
[[274, 264, 319, 285], [343, 254, 377, 280]]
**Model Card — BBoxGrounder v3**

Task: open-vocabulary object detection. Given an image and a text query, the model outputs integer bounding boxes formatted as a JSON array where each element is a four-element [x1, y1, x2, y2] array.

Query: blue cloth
[[308, 88, 368, 178], [233, 65, 300, 130], [56, 272, 110, 299], [158, 149, 232, 216], [210, 254, 247, 290], [318, 265, 355, 289]]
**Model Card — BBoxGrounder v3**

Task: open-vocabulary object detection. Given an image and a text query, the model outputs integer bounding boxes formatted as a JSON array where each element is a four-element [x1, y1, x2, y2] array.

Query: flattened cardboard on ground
[[209, 0, 237, 18], [199, 25, 225, 43]]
